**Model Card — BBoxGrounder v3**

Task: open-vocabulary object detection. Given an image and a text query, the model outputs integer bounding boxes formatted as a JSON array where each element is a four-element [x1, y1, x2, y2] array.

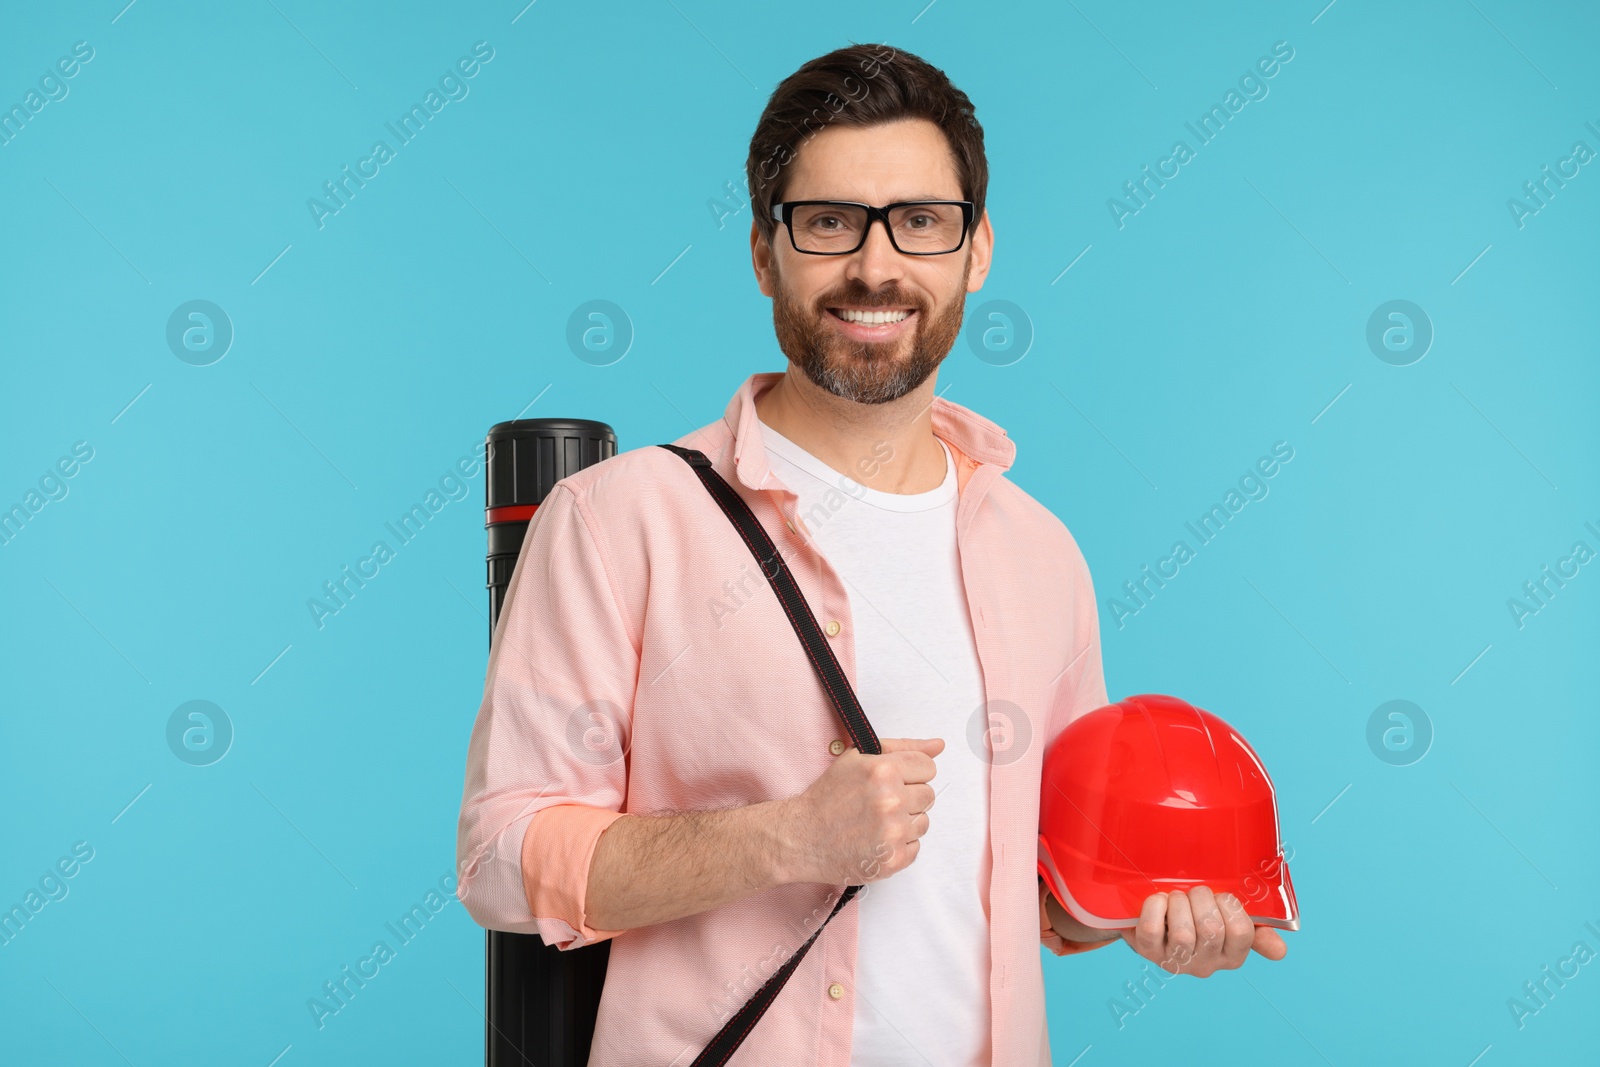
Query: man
[[456, 43, 1286, 1065]]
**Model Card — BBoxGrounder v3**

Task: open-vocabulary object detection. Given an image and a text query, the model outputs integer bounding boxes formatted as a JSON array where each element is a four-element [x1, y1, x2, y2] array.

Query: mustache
[[817, 290, 924, 312]]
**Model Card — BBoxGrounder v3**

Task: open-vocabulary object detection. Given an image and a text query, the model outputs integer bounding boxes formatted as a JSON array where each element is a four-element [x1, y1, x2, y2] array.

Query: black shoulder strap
[[656, 442, 880, 1066]]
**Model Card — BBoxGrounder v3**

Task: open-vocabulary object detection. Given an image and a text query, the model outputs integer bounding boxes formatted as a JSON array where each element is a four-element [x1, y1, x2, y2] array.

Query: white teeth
[[836, 308, 910, 325]]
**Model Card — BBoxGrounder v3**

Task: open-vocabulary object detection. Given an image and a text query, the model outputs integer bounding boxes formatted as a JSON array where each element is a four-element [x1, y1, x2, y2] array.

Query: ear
[[752, 219, 776, 298], [965, 208, 994, 294]]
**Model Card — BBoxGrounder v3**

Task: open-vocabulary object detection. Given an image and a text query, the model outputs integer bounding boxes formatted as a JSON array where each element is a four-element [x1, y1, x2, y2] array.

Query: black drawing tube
[[482, 417, 617, 1067]]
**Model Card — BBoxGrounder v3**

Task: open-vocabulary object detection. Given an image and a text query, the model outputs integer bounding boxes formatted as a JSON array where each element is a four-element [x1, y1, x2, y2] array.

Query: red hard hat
[[1037, 693, 1299, 931]]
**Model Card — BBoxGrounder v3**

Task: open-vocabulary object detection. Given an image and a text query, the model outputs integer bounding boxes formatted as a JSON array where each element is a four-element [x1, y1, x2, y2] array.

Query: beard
[[770, 255, 971, 405]]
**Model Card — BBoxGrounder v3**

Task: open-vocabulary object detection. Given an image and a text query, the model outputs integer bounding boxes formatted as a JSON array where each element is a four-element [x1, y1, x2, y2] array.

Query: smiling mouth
[[827, 307, 916, 325]]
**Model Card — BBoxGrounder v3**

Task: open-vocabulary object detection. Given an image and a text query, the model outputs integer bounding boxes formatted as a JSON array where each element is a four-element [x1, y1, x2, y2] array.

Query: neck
[[754, 366, 947, 494]]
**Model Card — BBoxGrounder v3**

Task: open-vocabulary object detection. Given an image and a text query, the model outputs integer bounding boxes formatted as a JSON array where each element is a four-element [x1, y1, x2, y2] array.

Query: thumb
[[1251, 926, 1288, 961]]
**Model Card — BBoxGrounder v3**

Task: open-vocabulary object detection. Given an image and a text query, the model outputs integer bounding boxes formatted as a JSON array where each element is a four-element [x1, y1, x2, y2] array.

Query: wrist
[[756, 796, 808, 888]]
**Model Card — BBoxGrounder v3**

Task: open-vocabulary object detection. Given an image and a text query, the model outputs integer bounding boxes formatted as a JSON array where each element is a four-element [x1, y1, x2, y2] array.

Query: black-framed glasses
[[770, 200, 974, 256]]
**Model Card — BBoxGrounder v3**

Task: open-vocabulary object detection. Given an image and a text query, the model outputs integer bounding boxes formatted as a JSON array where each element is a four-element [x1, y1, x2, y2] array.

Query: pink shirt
[[456, 371, 1114, 1065]]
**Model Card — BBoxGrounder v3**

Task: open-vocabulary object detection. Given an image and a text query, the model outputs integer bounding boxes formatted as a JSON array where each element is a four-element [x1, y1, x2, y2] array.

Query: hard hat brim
[[1039, 836, 1300, 933]]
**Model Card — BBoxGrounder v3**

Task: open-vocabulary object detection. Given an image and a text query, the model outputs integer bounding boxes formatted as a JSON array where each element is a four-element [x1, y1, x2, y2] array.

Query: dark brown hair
[[745, 43, 988, 246]]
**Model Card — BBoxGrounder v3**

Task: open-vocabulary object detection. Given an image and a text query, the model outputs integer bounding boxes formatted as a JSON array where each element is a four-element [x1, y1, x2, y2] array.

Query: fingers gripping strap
[[656, 443, 880, 1066]]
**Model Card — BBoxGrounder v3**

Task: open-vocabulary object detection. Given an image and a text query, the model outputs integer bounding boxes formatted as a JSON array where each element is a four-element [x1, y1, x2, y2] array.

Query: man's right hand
[[776, 736, 944, 886]]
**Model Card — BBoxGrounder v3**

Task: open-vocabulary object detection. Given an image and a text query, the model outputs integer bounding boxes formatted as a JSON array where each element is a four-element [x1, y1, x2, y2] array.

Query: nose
[[847, 214, 906, 291]]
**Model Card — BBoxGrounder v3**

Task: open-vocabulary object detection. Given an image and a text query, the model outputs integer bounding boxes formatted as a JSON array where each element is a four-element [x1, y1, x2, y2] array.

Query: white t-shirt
[[760, 419, 992, 1067]]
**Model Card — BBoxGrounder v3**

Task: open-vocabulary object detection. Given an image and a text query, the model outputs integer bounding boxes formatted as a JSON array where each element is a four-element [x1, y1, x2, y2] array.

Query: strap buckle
[[659, 443, 712, 468]]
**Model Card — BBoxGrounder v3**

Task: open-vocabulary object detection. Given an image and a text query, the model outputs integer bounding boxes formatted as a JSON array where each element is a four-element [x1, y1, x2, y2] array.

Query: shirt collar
[[720, 371, 1016, 496]]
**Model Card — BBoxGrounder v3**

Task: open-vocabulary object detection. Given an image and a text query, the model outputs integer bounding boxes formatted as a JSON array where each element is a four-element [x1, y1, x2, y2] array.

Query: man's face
[[753, 118, 992, 406]]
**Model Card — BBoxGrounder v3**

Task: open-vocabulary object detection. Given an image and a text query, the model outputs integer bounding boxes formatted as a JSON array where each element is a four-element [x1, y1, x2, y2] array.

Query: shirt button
[[828, 982, 845, 1000], [785, 520, 797, 534], [825, 620, 841, 637], [829, 739, 846, 756]]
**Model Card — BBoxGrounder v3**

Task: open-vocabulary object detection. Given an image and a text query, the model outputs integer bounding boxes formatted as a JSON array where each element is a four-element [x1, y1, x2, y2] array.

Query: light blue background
[[2, 1, 1597, 1064]]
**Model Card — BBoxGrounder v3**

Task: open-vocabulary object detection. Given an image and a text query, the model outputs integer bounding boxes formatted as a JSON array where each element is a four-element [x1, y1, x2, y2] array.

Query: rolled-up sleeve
[[456, 482, 638, 949]]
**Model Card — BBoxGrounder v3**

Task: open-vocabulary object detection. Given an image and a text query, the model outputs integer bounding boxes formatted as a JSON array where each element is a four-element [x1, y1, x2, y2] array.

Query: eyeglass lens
[[790, 203, 965, 253]]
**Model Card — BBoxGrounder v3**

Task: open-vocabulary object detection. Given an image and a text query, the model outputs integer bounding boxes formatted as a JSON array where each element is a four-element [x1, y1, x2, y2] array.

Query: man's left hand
[[1121, 886, 1288, 977]]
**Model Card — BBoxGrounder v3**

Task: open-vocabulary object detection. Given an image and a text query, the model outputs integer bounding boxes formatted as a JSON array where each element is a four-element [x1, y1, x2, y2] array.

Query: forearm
[[584, 798, 796, 932]]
